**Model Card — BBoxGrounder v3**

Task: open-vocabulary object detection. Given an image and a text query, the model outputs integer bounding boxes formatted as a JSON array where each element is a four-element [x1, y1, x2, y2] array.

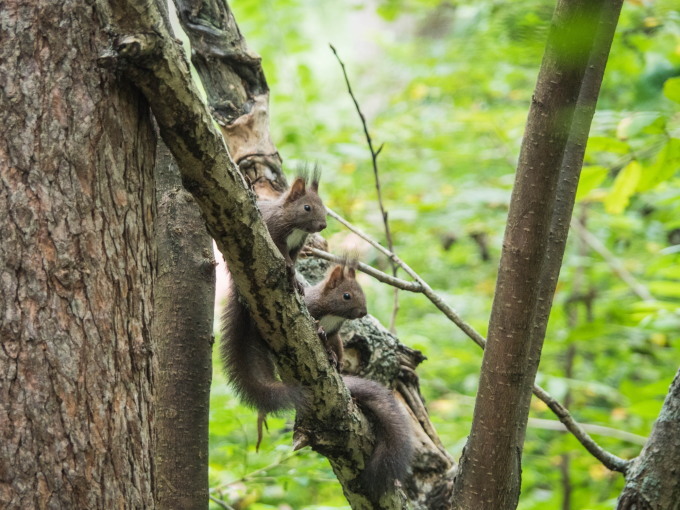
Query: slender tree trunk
[[516, 0, 623, 449], [153, 140, 215, 509], [452, 1, 622, 508], [0, 1, 157, 507]]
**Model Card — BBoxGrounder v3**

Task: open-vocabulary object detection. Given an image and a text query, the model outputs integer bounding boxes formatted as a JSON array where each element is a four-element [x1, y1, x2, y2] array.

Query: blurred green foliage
[[208, 0, 680, 508]]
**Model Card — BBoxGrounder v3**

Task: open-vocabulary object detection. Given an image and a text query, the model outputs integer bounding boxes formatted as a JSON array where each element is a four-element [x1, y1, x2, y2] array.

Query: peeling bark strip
[[171, 0, 285, 198], [153, 140, 215, 509], [0, 1, 156, 508], [453, 1, 621, 509], [617, 368, 680, 510]]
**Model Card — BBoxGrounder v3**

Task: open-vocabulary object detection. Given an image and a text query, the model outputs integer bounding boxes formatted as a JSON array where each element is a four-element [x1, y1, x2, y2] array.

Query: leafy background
[[204, 0, 680, 508]]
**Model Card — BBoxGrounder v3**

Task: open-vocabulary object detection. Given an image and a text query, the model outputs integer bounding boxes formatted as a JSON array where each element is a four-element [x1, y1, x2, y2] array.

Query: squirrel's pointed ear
[[344, 266, 356, 279], [325, 265, 344, 289], [286, 178, 306, 202]]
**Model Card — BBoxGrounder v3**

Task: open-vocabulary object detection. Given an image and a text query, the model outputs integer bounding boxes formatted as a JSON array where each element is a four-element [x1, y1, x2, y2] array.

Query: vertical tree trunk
[[0, 1, 156, 508], [153, 140, 215, 509], [452, 1, 621, 508], [516, 0, 623, 449]]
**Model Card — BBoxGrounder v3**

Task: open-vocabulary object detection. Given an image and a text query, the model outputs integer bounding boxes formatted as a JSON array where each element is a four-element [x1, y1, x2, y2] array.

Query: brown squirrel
[[257, 166, 326, 269], [223, 256, 414, 500], [221, 169, 327, 416], [306, 263, 414, 500]]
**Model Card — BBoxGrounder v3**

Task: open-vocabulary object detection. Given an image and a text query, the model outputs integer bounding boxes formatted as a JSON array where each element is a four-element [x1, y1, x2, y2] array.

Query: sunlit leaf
[[663, 76, 680, 104], [636, 138, 680, 192], [575, 165, 608, 202], [604, 161, 642, 213]]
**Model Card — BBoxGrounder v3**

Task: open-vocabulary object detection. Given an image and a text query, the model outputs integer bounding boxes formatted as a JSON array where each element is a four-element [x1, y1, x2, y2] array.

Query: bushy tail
[[343, 375, 414, 500], [220, 283, 305, 414]]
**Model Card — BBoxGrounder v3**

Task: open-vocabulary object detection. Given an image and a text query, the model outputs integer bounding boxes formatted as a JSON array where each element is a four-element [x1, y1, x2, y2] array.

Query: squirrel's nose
[[317, 220, 327, 231]]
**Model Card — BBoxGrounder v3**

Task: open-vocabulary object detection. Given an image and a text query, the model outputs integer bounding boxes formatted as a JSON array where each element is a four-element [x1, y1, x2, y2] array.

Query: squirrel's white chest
[[287, 229, 308, 251], [320, 315, 345, 335]]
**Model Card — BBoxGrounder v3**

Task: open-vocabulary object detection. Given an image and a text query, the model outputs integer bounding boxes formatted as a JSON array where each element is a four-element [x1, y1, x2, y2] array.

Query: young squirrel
[[305, 262, 414, 501], [257, 166, 326, 269], [221, 169, 327, 417]]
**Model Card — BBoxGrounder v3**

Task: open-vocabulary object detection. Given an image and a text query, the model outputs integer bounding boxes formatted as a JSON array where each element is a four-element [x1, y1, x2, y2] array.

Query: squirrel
[[223, 255, 414, 500], [221, 168, 327, 417], [257, 166, 326, 270], [306, 262, 414, 501]]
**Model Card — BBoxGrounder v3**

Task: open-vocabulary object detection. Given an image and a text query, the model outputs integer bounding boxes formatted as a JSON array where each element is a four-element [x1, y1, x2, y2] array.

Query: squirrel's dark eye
[[304, 204, 312, 212], [343, 293, 351, 300]]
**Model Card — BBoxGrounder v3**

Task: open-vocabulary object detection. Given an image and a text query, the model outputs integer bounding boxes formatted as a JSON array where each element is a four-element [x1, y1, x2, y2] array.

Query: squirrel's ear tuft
[[286, 178, 306, 202], [310, 164, 321, 192], [325, 265, 345, 289], [340, 253, 358, 279]]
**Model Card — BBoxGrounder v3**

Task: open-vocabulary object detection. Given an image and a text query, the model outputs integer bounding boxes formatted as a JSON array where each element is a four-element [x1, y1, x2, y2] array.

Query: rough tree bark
[[0, 1, 156, 507], [617, 368, 680, 510], [452, 1, 622, 509], [171, 0, 286, 199], [153, 139, 215, 509]]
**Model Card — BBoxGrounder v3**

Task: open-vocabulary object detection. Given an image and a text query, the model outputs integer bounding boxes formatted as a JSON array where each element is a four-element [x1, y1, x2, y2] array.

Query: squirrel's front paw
[[285, 264, 305, 294]]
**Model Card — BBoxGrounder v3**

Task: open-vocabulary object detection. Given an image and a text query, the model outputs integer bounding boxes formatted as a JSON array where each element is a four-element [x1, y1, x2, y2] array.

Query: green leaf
[[648, 280, 680, 298], [587, 136, 630, 154], [636, 138, 680, 192], [616, 113, 663, 140], [663, 76, 680, 104], [604, 161, 642, 214], [575, 165, 608, 202]]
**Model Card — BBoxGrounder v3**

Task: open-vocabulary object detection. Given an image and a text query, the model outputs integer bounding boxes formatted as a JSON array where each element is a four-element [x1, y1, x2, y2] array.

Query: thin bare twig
[[309, 248, 421, 292], [322, 208, 631, 473], [210, 451, 301, 492], [528, 418, 647, 446], [330, 44, 400, 332], [209, 495, 235, 510], [570, 218, 654, 301]]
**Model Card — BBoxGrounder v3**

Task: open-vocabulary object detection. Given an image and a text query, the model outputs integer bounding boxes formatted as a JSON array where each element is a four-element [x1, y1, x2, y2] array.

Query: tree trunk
[[0, 1, 156, 507], [153, 140, 215, 509], [516, 0, 623, 450], [452, 1, 621, 508]]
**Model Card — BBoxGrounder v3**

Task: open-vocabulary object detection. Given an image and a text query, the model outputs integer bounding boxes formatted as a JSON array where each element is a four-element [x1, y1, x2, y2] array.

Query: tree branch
[[527, 418, 647, 446], [453, 1, 624, 506], [617, 367, 680, 509]]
